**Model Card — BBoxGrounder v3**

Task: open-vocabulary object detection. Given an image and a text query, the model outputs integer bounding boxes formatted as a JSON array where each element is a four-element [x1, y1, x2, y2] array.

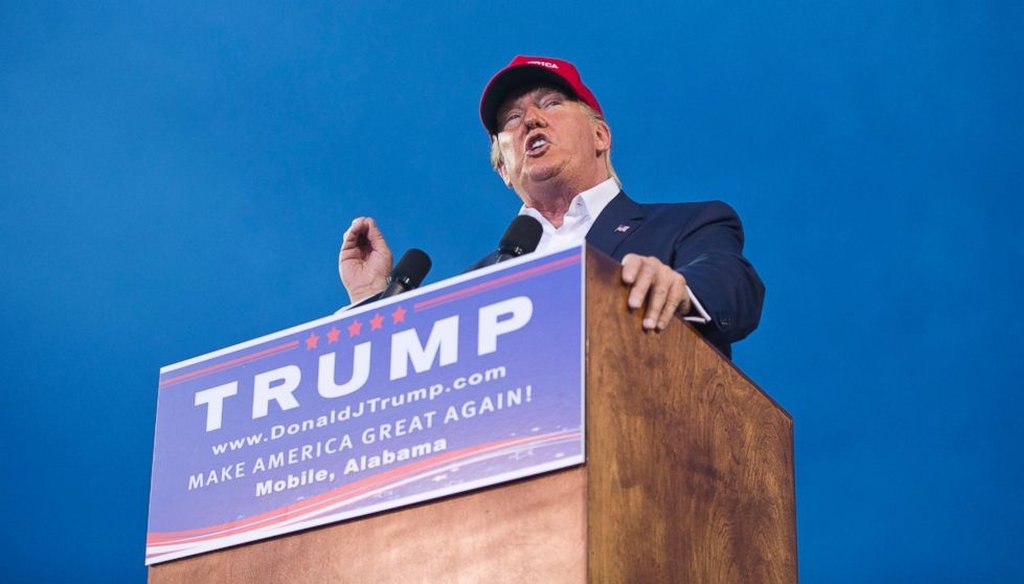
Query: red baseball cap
[[480, 55, 603, 135]]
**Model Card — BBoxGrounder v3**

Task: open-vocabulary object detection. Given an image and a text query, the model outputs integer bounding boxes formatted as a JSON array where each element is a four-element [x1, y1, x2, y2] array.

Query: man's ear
[[496, 156, 513, 188], [593, 118, 612, 155]]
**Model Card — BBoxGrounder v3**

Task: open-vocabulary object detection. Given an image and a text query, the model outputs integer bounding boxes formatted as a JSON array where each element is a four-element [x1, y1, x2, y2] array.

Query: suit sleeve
[[673, 201, 765, 352]]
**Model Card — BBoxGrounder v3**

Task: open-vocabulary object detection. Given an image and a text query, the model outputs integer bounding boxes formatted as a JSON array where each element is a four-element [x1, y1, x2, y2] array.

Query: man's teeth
[[529, 138, 547, 150]]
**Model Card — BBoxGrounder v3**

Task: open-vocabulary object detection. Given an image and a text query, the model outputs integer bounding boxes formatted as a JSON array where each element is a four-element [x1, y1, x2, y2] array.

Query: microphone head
[[391, 248, 432, 290], [498, 216, 543, 257]]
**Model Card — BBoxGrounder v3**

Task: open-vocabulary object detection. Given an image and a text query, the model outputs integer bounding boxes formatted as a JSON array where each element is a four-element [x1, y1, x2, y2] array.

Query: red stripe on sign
[[414, 254, 580, 312], [158, 340, 300, 389]]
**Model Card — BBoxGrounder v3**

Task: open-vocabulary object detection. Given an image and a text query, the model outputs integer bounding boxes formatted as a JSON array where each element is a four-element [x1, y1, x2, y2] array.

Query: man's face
[[494, 86, 610, 200]]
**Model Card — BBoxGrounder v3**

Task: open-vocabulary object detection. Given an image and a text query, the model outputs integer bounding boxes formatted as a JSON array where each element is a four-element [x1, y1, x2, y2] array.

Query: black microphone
[[352, 248, 432, 308], [380, 248, 432, 299], [491, 216, 543, 265]]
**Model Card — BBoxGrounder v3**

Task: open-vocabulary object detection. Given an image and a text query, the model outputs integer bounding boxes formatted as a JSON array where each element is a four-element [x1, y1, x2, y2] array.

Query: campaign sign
[[146, 245, 585, 564]]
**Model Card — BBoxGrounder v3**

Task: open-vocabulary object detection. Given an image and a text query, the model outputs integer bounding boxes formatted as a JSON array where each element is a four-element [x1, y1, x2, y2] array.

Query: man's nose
[[523, 105, 547, 130]]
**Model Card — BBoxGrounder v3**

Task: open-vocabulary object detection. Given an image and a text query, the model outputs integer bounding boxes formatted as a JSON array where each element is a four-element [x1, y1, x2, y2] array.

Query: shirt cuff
[[682, 285, 711, 324]]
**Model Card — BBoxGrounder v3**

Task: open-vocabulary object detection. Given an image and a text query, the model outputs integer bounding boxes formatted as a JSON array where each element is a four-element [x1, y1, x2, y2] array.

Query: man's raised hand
[[339, 217, 393, 304]]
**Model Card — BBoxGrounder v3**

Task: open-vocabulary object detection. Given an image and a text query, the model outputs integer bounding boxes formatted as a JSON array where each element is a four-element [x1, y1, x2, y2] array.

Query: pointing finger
[[628, 259, 657, 311], [620, 254, 641, 284]]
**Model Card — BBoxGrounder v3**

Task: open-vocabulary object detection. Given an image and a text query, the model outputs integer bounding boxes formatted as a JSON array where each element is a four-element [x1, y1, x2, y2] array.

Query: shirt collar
[[517, 178, 620, 229]]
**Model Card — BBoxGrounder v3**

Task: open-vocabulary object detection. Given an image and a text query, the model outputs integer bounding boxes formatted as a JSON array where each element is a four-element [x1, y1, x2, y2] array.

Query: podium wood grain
[[584, 249, 796, 583], [149, 247, 795, 583]]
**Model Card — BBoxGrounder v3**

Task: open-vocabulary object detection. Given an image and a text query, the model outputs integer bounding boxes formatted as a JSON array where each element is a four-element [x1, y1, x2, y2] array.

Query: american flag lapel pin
[[615, 224, 630, 233]]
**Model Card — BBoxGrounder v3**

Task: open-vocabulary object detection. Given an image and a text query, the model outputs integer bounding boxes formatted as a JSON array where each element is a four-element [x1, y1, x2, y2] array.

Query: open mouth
[[526, 134, 549, 155]]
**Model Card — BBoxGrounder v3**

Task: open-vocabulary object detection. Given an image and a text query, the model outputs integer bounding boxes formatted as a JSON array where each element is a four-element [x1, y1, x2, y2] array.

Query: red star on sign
[[370, 313, 385, 330], [326, 326, 341, 343], [391, 305, 407, 324], [347, 319, 363, 337], [305, 332, 320, 350]]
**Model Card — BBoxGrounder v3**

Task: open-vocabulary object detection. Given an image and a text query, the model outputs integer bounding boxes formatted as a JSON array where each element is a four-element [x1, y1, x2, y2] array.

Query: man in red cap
[[340, 56, 764, 357]]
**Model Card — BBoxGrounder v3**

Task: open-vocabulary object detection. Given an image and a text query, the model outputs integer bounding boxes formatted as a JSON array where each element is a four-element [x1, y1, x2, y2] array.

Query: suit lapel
[[586, 191, 646, 259]]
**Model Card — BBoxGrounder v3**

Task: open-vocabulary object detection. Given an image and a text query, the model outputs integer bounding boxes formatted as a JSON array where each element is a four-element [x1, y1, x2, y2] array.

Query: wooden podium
[[150, 248, 796, 583]]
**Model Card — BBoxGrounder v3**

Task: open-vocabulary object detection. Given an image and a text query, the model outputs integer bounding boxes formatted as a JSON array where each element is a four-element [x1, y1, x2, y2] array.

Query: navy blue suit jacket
[[476, 191, 765, 358]]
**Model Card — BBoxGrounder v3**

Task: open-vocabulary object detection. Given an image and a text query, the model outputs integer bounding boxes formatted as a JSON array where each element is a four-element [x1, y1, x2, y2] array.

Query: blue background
[[1, 2, 1021, 581]]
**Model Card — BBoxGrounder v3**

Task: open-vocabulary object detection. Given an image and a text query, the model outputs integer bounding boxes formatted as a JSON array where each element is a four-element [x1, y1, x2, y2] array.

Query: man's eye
[[542, 98, 562, 108], [502, 113, 522, 127]]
